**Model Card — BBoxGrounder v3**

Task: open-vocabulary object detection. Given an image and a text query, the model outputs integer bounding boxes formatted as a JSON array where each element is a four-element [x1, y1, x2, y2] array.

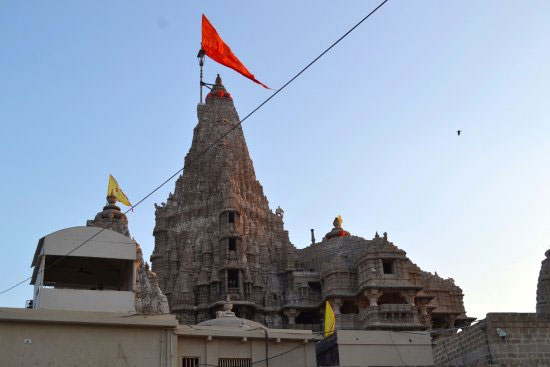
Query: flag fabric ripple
[[201, 14, 270, 89]]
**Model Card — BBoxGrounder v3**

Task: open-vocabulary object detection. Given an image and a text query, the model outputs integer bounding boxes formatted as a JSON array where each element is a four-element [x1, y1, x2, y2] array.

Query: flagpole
[[197, 49, 206, 103]]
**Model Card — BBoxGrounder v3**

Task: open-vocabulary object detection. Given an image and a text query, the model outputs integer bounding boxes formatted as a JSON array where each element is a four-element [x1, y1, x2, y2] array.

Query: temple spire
[[205, 74, 232, 102], [324, 215, 350, 240], [152, 77, 292, 325], [86, 193, 130, 237]]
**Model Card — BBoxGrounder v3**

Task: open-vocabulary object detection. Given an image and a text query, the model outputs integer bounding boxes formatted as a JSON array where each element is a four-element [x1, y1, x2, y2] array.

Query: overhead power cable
[[0, 0, 390, 296]]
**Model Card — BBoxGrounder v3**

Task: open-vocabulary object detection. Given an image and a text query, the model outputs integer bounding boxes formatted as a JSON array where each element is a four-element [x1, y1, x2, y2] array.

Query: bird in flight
[[457, 130, 461, 136]]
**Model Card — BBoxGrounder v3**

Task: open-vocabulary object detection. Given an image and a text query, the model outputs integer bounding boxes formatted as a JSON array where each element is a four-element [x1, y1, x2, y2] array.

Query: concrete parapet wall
[[0, 308, 178, 367], [317, 330, 434, 367]]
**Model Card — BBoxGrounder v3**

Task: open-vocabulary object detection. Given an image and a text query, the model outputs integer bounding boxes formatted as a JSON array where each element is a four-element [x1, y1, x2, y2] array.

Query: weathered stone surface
[[537, 249, 550, 314], [151, 75, 472, 331], [87, 194, 169, 314], [134, 245, 170, 314]]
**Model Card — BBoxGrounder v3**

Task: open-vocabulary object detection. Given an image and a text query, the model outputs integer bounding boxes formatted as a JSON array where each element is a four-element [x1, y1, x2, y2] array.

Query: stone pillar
[[416, 298, 429, 316], [448, 314, 456, 329], [364, 289, 381, 306], [426, 308, 434, 330], [401, 290, 416, 306], [224, 269, 228, 297], [284, 308, 300, 325], [239, 269, 244, 298]]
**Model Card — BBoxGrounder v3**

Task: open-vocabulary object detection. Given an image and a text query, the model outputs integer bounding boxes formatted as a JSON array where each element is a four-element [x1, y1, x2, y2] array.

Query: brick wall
[[433, 313, 550, 366]]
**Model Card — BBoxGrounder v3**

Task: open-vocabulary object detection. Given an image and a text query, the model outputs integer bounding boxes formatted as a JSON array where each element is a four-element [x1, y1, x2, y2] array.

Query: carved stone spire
[[86, 194, 130, 237], [205, 74, 232, 102], [151, 76, 293, 326]]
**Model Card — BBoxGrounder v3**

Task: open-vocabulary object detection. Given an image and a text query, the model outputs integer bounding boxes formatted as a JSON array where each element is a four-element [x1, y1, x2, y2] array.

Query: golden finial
[[333, 215, 343, 228]]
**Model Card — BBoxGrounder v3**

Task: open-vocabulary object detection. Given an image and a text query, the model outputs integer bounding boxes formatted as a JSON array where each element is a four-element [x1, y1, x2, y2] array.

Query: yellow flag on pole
[[107, 175, 132, 207], [324, 301, 335, 337]]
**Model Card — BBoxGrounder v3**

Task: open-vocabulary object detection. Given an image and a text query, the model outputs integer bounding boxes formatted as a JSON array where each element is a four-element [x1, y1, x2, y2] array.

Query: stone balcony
[[360, 304, 425, 330], [378, 304, 414, 313], [222, 251, 241, 267], [226, 289, 242, 300], [225, 251, 239, 261], [283, 295, 321, 308], [335, 314, 358, 330]]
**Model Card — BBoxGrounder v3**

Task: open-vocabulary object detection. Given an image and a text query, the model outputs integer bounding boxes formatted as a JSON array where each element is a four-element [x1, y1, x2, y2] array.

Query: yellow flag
[[107, 175, 132, 207], [324, 301, 335, 337]]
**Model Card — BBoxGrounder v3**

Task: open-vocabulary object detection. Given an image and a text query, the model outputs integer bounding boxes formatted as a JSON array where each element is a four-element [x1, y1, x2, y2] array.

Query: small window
[[182, 357, 199, 367], [219, 358, 251, 367], [382, 260, 395, 274], [296, 311, 318, 324], [228, 212, 235, 223], [308, 281, 321, 293], [228, 269, 239, 288], [228, 237, 237, 251]]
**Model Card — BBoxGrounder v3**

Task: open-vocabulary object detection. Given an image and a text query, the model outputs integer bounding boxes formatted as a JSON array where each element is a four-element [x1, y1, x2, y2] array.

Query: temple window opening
[[382, 259, 395, 275], [308, 281, 321, 293], [228, 237, 237, 251], [228, 270, 239, 289]]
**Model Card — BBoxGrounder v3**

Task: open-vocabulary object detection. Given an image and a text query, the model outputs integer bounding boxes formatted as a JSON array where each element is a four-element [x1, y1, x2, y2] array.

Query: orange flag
[[201, 14, 270, 89]]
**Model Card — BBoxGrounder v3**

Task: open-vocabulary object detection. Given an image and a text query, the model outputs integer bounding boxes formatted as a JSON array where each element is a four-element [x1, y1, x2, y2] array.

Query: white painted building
[[30, 226, 137, 313]]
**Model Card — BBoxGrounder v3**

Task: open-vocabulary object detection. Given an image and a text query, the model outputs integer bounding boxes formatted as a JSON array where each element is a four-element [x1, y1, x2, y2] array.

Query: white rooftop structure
[[30, 226, 137, 313]]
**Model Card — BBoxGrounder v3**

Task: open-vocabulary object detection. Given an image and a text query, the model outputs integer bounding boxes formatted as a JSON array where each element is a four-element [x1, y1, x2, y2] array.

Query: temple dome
[[205, 74, 233, 102], [197, 315, 264, 329], [323, 215, 350, 240], [94, 194, 127, 221], [197, 298, 265, 329], [86, 194, 129, 237]]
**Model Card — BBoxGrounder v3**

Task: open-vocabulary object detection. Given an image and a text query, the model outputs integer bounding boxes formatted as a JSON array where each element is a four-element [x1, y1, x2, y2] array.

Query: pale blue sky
[[1, 1, 549, 321]]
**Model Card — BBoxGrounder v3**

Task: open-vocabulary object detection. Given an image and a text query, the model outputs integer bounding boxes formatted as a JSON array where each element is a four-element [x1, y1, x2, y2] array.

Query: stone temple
[[537, 249, 550, 315], [151, 75, 474, 332]]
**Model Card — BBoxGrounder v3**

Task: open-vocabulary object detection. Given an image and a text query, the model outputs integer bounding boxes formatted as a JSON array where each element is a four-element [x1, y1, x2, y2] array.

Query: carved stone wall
[[290, 231, 473, 331]]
